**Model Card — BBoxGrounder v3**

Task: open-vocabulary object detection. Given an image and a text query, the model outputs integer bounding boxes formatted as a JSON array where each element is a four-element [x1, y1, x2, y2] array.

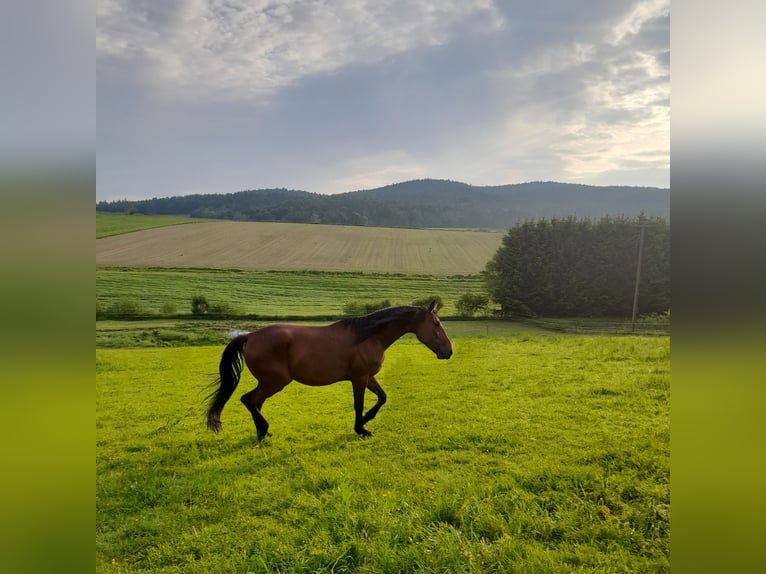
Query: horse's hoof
[[356, 429, 373, 438]]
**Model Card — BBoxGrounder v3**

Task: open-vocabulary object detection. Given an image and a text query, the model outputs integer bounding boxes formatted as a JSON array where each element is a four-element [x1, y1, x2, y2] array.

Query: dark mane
[[337, 306, 424, 343]]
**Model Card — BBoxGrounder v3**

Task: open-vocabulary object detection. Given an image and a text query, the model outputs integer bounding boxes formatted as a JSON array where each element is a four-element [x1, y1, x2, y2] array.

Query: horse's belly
[[291, 363, 348, 386], [289, 353, 349, 386]]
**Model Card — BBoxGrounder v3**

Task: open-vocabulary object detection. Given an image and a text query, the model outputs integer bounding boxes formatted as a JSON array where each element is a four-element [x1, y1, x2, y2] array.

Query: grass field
[[96, 334, 669, 573], [97, 213, 206, 239], [96, 219, 503, 275], [96, 213, 670, 571], [95, 319, 550, 349], [96, 268, 486, 318]]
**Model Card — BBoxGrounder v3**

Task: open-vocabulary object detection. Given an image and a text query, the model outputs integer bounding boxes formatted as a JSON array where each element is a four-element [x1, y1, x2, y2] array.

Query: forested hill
[[96, 179, 669, 230]]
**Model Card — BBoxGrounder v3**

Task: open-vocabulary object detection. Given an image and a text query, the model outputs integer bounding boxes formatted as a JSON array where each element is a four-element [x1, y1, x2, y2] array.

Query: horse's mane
[[337, 306, 424, 343]]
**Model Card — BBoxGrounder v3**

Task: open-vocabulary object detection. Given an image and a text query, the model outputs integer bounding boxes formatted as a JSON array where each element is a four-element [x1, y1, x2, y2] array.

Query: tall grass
[[94, 320, 552, 349], [96, 268, 485, 318], [96, 213, 205, 238], [96, 334, 669, 572]]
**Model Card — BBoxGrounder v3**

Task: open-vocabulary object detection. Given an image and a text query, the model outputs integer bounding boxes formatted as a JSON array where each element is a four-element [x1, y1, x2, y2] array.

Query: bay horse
[[205, 300, 452, 441]]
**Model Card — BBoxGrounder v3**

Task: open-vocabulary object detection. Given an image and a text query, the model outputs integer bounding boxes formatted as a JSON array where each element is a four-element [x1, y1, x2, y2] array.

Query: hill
[[96, 179, 669, 230], [95, 219, 503, 275]]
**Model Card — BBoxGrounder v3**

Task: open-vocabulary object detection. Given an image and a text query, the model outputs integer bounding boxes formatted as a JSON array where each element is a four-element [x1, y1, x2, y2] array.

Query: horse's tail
[[205, 334, 248, 433]]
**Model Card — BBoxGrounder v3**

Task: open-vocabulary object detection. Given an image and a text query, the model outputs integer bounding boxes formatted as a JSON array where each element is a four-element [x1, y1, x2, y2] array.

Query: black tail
[[205, 334, 248, 433]]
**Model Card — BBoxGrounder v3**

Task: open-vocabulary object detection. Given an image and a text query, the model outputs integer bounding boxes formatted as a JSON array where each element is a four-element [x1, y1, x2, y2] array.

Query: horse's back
[[244, 324, 292, 351], [241, 325, 293, 379]]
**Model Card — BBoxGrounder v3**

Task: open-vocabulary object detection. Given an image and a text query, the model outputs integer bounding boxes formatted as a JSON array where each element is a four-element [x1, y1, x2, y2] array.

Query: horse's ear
[[428, 300, 437, 312]]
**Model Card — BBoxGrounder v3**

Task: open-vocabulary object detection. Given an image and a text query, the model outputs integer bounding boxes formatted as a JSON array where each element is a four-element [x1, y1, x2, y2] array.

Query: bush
[[191, 295, 209, 315], [209, 302, 240, 316], [160, 302, 178, 316], [456, 293, 489, 317], [343, 302, 365, 316], [108, 299, 145, 316], [411, 295, 444, 310], [636, 309, 671, 325], [343, 299, 392, 316]]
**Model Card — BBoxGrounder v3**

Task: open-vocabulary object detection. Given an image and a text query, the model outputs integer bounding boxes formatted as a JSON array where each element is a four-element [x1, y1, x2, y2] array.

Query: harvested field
[[96, 220, 503, 275]]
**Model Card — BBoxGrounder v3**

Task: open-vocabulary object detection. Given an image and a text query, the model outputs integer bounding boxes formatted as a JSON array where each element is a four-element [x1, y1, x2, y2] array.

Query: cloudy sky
[[97, 0, 669, 201]]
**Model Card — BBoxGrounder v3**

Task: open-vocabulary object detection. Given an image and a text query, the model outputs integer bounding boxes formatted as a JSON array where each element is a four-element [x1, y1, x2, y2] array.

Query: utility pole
[[631, 225, 646, 332]]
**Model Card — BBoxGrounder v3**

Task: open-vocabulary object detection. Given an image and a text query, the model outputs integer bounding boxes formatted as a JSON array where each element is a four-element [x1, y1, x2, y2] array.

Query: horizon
[[96, 177, 670, 204]]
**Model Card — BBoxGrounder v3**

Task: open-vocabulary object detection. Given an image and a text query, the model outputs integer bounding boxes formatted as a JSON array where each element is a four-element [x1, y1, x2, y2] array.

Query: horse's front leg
[[363, 375, 387, 424], [352, 378, 373, 437]]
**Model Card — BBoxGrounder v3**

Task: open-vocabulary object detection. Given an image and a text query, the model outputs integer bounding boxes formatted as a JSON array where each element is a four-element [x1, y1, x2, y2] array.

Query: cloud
[[97, 0, 503, 101], [486, 1, 670, 185], [324, 151, 426, 192], [96, 1, 670, 199], [608, 0, 669, 44]]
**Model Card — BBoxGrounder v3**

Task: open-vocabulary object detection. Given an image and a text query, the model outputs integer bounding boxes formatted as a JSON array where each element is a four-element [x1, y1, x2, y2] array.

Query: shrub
[[411, 295, 444, 310], [636, 309, 671, 325], [343, 299, 392, 316], [108, 299, 145, 316], [209, 302, 240, 316], [343, 302, 366, 316], [160, 302, 178, 316], [191, 295, 209, 315], [456, 293, 489, 317]]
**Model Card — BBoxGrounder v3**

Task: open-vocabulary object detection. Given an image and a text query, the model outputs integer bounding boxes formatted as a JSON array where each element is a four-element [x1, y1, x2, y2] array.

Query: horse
[[205, 300, 453, 441]]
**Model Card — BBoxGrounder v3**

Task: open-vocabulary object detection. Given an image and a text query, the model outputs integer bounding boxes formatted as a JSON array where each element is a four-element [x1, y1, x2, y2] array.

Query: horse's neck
[[373, 319, 415, 349]]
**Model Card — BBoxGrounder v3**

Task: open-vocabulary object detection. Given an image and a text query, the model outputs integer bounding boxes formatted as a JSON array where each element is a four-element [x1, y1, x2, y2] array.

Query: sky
[[96, 0, 670, 201]]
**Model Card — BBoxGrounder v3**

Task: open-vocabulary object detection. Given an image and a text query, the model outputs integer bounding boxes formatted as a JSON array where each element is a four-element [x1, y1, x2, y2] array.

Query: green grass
[[96, 334, 669, 572], [96, 320, 230, 348], [97, 213, 206, 238], [95, 319, 551, 349], [527, 316, 670, 336], [96, 268, 486, 318], [96, 267, 668, 335]]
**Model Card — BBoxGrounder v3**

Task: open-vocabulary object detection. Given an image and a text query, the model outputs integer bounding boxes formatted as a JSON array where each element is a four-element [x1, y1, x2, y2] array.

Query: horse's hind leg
[[363, 376, 387, 425], [241, 379, 287, 442], [240, 388, 269, 442]]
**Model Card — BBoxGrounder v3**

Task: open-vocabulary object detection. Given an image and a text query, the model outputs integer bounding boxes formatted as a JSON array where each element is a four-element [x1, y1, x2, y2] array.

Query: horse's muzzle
[[437, 349, 453, 360]]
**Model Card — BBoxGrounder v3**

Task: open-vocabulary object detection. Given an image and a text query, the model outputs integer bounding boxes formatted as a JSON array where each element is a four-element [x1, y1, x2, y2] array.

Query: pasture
[[96, 334, 669, 573], [95, 319, 550, 349], [96, 213, 206, 239], [96, 219, 503, 275], [96, 268, 486, 318]]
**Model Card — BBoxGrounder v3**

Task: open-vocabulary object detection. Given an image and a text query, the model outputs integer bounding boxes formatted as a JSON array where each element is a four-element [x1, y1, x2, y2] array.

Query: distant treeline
[[485, 215, 670, 318], [96, 179, 669, 230]]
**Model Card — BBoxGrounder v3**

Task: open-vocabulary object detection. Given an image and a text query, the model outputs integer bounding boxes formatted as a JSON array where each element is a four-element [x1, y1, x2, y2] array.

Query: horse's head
[[414, 300, 453, 360]]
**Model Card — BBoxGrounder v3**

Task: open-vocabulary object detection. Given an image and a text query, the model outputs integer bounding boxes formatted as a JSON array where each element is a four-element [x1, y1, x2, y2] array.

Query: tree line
[[96, 180, 669, 230], [97, 188, 489, 228], [483, 215, 669, 318]]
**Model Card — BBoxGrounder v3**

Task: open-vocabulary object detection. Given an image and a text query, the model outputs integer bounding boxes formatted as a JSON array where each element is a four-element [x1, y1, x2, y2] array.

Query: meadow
[[96, 334, 669, 573], [95, 319, 551, 349], [96, 214, 669, 571], [96, 268, 486, 318], [96, 213, 206, 238]]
